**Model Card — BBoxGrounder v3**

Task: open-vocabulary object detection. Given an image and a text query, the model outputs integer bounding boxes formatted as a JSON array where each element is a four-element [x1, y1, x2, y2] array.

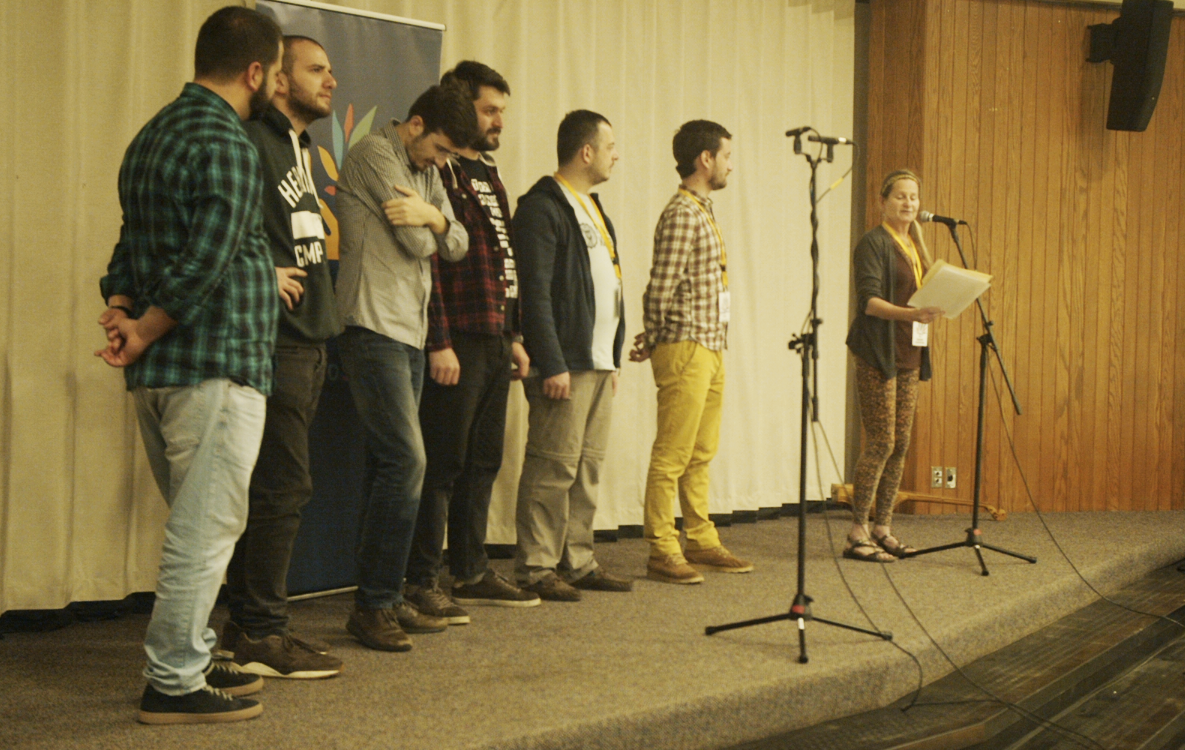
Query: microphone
[[918, 210, 967, 227], [785, 126, 811, 138], [807, 134, 855, 146]]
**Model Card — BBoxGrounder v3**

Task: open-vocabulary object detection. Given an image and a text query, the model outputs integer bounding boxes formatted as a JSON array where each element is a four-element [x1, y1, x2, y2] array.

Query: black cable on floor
[[809, 402, 1106, 750], [879, 563, 1107, 750]]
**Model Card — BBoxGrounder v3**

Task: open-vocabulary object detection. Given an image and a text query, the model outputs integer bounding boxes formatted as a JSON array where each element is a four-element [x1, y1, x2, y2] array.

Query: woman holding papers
[[844, 169, 944, 563]]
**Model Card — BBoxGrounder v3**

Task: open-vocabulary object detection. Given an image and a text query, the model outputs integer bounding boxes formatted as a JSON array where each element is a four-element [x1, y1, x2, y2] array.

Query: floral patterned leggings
[[852, 357, 920, 528]]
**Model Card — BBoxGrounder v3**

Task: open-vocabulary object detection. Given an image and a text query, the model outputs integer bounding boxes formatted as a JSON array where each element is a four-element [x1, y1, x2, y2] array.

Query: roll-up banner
[[256, 0, 444, 595]]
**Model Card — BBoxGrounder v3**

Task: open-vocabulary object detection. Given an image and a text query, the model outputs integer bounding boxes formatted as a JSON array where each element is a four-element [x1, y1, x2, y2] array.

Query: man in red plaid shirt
[[404, 62, 540, 623], [631, 120, 754, 585]]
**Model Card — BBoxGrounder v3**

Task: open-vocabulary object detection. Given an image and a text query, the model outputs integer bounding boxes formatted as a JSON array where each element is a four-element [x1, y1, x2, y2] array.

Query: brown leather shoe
[[685, 546, 754, 573], [646, 553, 705, 584], [346, 607, 411, 652], [523, 573, 582, 602]]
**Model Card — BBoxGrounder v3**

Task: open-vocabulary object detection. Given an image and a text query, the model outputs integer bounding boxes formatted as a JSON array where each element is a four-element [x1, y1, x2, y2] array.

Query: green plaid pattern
[[101, 84, 277, 395]]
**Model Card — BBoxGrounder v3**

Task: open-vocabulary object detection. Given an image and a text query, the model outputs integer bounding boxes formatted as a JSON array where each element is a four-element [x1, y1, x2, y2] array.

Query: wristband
[[110, 305, 134, 317]]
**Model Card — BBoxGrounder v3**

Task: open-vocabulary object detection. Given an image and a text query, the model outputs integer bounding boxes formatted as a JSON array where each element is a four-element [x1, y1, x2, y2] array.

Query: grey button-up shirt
[[335, 120, 468, 348]]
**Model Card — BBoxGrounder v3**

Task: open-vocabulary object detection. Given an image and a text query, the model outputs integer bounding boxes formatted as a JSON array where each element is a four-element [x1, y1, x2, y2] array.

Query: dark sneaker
[[523, 573, 581, 602], [647, 553, 705, 584], [394, 601, 448, 633], [451, 570, 541, 608], [137, 684, 261, 725], [405, 583, 470, 624], [685, 546, 754, 573], [347, 607, 410, 652], [202, 660, 263, 696], [570, 568, 633, 592], [233, 634, 343, 679], [217, 620, 331, 658]]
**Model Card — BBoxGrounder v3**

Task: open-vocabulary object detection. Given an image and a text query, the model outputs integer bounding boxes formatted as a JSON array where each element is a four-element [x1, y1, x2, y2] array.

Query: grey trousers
[[514, 370, 614, 585]]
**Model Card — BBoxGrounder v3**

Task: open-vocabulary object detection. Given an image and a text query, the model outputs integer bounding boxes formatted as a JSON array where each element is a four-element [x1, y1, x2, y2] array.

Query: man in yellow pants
[[630, 120, 754, 584]]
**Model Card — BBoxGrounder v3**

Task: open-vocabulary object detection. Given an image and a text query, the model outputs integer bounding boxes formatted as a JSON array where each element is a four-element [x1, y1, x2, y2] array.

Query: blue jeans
[[338, 326, 426, 610], [133, 379, 267, 695]]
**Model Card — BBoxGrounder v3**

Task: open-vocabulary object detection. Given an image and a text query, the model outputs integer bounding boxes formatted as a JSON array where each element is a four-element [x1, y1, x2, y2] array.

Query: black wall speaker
[[1087, 0, 1174, 132]]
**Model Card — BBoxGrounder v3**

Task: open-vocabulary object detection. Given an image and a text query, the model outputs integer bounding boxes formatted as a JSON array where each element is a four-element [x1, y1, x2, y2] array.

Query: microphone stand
[[706, 131, 892, 663], [906, 222, 1036, 574]]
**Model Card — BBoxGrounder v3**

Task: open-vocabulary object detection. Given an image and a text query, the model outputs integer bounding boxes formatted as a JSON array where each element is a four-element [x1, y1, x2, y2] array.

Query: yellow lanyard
[[882, 222, 924, 288], [679, 188, 728, 287], [555, 174, 621, 280]]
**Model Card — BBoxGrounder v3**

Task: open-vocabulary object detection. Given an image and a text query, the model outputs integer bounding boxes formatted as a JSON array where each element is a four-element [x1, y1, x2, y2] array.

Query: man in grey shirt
[[334, 84, 476, 652]]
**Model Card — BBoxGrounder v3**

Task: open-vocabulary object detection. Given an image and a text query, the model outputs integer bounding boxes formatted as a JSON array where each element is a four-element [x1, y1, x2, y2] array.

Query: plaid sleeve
[[426, 253, 452, 351], [151, 137, 262, 326], [100, 222, 137, 303], [643, 203, 696, 348]]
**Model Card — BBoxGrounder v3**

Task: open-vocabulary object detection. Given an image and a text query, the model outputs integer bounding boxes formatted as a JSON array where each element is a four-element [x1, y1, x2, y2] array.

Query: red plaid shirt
[[427, 155, 520, 351]]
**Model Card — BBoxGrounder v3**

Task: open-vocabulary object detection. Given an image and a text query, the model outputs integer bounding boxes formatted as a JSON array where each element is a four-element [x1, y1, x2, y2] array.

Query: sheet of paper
[[908, 259, 992, 319]]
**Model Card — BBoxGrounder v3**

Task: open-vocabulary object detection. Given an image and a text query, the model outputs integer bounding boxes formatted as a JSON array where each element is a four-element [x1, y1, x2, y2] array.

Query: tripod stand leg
[[812, 616, 893, 641], [797, 618, 808, 664], [973, 544, 989, 576], [980, 541, 1037, 564], [907, 540, 971, 558], [704, 613, 793, 636]]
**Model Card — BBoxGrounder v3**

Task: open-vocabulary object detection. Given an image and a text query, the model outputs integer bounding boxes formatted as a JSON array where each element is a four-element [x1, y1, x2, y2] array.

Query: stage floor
[[3, 509, 1184, 750]]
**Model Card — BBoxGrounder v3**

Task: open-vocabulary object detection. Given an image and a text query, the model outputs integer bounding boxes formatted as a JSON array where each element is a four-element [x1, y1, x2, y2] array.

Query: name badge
[[719, 290, 731, 323], [912, 321, 929, 347]]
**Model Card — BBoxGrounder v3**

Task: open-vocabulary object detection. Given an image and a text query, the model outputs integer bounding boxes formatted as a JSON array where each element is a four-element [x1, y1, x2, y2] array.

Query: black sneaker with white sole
[[202, 660, 263, 696], [137, 684, 262, 725]]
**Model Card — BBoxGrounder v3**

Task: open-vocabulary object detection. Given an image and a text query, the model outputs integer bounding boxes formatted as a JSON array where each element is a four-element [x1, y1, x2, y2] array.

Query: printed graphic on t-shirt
[[468, 176, 518, 300], [579, 222, 599, 249], [279, 148, 327, 269], [290, 210, 326, 268]]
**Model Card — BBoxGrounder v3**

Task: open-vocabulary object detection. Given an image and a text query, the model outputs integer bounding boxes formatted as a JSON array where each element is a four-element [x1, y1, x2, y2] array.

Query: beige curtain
[[0, 0, 855, 612]]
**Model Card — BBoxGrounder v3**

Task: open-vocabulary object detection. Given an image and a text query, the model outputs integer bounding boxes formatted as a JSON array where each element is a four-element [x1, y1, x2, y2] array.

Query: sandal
[[872, 532, 916, 558], [842, 538, 896, 563]]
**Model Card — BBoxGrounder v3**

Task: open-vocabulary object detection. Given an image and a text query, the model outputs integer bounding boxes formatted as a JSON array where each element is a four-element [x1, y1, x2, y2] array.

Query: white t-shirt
[[557, 179, 621, 371]]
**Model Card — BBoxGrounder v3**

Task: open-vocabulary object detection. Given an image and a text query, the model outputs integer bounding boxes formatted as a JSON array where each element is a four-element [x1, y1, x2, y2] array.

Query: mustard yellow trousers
[[643, 340, 725, 557]]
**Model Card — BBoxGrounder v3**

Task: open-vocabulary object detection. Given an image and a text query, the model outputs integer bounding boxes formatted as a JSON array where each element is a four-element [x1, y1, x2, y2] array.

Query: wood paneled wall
[[865, 0, 1185, 514]]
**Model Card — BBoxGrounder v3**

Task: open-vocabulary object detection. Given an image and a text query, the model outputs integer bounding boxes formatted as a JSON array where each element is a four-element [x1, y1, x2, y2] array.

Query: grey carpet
[[2, 510, 1183, 750]]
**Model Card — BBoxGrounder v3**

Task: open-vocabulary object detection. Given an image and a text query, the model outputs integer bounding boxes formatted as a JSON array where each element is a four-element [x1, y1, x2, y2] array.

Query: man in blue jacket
[[511, 110, 632, 601]]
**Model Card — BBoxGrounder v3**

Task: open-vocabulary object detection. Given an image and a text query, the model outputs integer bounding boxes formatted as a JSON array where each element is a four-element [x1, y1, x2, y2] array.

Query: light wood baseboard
[[830, 484, 1008, 521]]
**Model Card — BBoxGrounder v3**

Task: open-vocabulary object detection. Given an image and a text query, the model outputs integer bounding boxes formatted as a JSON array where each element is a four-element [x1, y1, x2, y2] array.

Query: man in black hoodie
[[222, 35, 343, 679], [511, 110, 632, 601]]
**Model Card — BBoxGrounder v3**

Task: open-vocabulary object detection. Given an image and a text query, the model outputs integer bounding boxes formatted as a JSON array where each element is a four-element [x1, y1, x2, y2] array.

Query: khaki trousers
[[643, 341, 724, 557], [514, 370, 614, 584]]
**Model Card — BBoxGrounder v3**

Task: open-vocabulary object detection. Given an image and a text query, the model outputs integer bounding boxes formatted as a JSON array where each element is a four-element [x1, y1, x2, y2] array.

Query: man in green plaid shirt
[[96, 7, 282, 726]]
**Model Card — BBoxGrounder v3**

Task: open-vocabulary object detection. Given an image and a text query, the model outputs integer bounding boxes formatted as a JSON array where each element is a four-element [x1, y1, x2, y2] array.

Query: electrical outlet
[[945, 467, 958, 489], [931, 467, 943, 488]]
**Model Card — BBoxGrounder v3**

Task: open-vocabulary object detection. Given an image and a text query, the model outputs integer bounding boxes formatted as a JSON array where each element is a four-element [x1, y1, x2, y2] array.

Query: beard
[[287, 81, 331, 125], [474, 128, 501, 152], [248, 84, 272, 120]]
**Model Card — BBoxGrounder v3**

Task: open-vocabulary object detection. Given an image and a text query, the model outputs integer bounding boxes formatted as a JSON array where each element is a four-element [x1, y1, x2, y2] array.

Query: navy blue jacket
[[513, 176, 626, 378]]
